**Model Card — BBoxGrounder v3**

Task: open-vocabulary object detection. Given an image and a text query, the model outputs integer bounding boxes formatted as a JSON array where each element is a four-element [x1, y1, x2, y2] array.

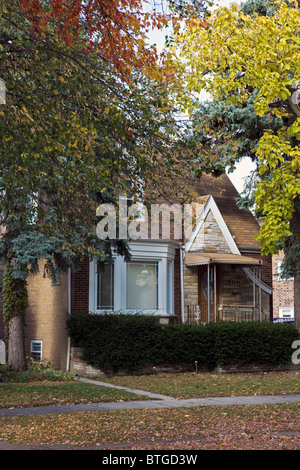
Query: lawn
[[0, 381, 149, 409], [0, 369, 299, 450], [0, 403, 299, 450], [0, 370, 299, 408], [99, 371, 300, 399]]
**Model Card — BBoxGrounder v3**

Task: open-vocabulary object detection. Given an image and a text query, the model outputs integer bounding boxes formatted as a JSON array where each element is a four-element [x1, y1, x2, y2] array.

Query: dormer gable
[[185, 195, 240, 255]]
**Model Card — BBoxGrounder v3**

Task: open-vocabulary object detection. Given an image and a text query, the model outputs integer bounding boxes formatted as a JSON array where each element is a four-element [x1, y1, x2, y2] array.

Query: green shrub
[[157, 322, 217, 368], [0, 361, 74, 382], [213, 322, 300, 366], [67, 314, 300, 373], [67, 313, 164, 373]]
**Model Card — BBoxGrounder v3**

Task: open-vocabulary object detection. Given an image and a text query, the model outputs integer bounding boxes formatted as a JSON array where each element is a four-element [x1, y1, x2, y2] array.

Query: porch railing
[[186, 304, 268, 324]]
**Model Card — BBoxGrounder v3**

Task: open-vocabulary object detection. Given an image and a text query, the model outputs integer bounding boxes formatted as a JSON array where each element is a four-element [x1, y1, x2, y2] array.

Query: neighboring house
[[0, 173, 273, 372], [272, 251, 294, 323]]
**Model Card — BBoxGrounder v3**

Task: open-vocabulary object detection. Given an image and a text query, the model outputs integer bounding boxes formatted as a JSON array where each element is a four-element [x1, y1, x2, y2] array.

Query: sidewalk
[[0, 378, 299, 451], [0, 376, 299, 417]]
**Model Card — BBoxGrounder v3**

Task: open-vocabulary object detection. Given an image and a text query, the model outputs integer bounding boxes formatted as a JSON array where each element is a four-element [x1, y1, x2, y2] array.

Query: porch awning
[[184, 252, 262, 266]]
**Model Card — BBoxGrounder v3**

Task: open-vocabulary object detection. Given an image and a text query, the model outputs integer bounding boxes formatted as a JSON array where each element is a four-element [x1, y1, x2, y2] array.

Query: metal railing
[[186, 304, 268, 324]]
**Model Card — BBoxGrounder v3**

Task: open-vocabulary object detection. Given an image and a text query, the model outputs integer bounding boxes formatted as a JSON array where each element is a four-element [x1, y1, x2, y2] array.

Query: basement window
[[30, 340, 42, 362]]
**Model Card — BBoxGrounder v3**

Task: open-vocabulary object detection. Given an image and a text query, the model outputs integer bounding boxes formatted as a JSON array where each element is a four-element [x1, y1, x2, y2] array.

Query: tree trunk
[[3, 268, 28, 371], [294, 272, 300, 331], [7, 314, 26, 371], [289, 198, 300, 331]]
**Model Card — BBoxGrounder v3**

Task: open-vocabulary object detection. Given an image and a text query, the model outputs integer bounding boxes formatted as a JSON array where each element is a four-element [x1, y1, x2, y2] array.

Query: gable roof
[[145, 171, 261, 250], [187, 173, 261, 250], [185, 194, 240, 254]]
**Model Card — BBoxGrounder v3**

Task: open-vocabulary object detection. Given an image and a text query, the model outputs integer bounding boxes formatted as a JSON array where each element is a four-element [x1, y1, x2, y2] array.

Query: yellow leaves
[[68, 139, 78, 148], [172, 0, 300, 257], [176, 0, 300, 118], [104, 107, 110, 114], [20, 105, 34, 122], [254, 124, 300, 253]]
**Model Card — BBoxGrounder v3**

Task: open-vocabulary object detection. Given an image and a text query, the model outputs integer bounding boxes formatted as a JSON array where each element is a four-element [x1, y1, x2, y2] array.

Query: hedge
[[66, 313, 300, 373]]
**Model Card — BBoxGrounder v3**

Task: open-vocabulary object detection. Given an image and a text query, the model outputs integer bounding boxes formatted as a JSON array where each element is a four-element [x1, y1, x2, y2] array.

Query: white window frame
[[30, 340, 42, 362], [279, 307, 294, 319], [89, 241, 176, 316], [95, 260, 115, 311]]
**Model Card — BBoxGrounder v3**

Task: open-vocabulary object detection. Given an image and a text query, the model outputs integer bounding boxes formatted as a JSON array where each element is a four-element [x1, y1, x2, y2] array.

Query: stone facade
[[189, 210, 232, 254], [183, 205, 272, 324], [183, 264, 199, 312]]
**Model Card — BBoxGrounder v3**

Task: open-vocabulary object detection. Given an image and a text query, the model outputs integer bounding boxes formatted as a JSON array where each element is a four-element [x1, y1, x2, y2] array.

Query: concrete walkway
[[0, 376, 299, 418]]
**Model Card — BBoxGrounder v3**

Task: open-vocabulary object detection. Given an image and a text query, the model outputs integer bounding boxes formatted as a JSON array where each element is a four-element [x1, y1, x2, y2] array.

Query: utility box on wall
[[0, 340, 6, 364]]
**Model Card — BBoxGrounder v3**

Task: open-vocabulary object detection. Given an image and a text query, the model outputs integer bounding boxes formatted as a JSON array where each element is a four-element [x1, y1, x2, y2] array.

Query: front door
[[198, 265, 217, 323]]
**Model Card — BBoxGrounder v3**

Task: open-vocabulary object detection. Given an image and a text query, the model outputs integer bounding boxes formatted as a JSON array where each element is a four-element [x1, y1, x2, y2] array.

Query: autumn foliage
[[19, 0, 176, 80]]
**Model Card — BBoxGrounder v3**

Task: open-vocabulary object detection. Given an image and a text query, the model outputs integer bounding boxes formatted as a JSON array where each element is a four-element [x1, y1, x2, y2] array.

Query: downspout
[[207, 264, 210, 323], [214, 264, 217, 323], [259, 266, 262, 321], [66, 267, 71, 372], [179, 243, 185, 323], [253, 267, 256, 320]]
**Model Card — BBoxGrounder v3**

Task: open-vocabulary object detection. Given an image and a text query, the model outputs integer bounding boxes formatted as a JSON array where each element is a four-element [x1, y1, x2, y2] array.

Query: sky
[[227, 158, 256, 194]]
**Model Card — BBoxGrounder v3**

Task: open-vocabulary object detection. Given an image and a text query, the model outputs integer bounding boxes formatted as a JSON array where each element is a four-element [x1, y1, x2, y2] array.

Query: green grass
[[1, 369, 299, 409], [0, 369, 299, 449], [99, 371, 300, 399], [0, 365, 149, 408], [0, 381, 149, 408]]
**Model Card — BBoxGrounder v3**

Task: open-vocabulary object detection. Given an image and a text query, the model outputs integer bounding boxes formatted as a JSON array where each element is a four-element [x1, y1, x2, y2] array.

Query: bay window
[[126, 261, 158, 311]]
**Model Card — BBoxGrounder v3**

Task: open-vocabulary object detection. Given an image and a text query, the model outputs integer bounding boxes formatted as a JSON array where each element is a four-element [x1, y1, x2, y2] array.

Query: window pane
[[167, 261, 173, 313], [30, 341, 42, 362], [126, 262, 158, 310], [97, 262, 114, 310]]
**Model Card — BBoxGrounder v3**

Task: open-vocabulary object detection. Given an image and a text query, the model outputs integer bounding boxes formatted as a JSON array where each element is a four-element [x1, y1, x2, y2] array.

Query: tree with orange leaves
[[0, 0, 208, 370], [18, 0, 208, 80]]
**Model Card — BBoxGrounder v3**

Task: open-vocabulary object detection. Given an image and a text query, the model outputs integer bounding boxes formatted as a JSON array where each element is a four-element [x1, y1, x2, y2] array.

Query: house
[[0, 173, 273, 373], [272, 250, 294, 322]]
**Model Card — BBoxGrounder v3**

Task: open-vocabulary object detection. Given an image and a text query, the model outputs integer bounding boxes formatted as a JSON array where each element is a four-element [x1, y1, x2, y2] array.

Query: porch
[[183, 251, 271, 324], [186, 304, 269, 324]]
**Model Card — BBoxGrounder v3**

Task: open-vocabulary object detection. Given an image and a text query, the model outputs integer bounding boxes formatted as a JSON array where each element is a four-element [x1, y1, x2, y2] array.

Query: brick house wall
[[25, 264, 69, 370], [241, 251, 273, 288], [71, 257, 89, 314], [272, 251, 294, 319]]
